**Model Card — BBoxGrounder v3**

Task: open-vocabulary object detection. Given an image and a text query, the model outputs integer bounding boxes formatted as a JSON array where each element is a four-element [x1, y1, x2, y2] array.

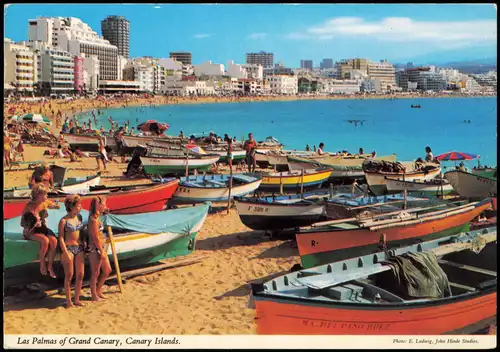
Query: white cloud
[[287, 17, 497, 45], [248, 32, 267, 39], [193, 33, 212, 39]]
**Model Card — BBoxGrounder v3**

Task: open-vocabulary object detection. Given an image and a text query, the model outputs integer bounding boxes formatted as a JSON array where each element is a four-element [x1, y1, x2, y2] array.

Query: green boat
[[4, 203, 211, 282]]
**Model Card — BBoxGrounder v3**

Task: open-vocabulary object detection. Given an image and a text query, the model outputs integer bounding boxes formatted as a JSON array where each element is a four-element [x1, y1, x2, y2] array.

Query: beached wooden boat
[[296, 198, 492, 269], [363, 160, 441, 196], [288, 154, 398, 180], [4, 203, 210, 277], [65, 133, 105, 152], [250, 227, 497, 334], [472, 166, 497, 179], [234, 192, 328, 231], [3, 179, 179, 220], [139, 154, 220, 176], [256, 150, 318, 170], [385, 177, 455, 197], [445, 170, 497, 199], [325, 193, 432, 220], [172, 173, 262, 204], [258, 168, 333, 192], [203, 147, 247, 163]]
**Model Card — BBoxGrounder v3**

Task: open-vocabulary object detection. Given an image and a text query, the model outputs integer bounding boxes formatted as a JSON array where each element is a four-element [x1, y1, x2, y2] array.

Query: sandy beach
[[3, 144, 298, 334]]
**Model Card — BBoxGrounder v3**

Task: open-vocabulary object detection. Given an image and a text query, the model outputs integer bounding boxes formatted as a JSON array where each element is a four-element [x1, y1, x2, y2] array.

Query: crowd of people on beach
[[20, 166, 112, 308]]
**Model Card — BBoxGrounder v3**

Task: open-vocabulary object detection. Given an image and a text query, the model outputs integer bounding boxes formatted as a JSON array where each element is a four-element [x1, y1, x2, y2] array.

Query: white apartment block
[[244, 64, 263, 80], [28, 17, 119, 81], [161, 80, 215, 96], [124, 57, 164, 92], [24, 41, 74, 93], [367, 60, 396, 90], [4, 38, 37, 92], [227, 60, 247, 79], [158, 58, 183, 71], [194, 61, 225, 77], [319, 79, 361, 95], [266, 75, 298, 95], [117, 55, 128, 81], [82, 53, 100, 92]]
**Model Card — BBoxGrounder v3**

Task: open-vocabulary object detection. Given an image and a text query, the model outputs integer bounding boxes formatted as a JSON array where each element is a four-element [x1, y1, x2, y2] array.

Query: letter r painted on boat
[[311, 240, 318, 247]]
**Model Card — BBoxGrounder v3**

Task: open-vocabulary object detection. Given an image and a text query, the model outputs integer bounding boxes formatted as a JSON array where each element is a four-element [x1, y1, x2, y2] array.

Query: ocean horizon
[[82, 96, 497, 167]]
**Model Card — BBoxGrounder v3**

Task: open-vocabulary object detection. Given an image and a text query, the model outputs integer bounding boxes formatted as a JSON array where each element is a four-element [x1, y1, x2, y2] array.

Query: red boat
[[3, 180, 179, 220], [250, 227, 497, 334], [296, 198, 493, 269]]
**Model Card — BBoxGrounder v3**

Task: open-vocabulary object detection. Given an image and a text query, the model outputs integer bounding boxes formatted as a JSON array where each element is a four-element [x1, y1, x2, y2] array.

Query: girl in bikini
[[20, 184, 60, 277], [87, 197, 112, 301], [58, 194, 85, 308]]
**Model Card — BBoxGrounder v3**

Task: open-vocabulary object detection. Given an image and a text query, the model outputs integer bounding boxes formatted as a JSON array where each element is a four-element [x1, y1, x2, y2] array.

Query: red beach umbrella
[[137, 120, 169, 133], [435, 151, 480, 161]]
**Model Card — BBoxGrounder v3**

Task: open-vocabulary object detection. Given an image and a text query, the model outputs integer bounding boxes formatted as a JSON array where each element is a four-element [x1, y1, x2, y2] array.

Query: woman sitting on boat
[[87, 197, 112, 301], [425, 146, 434, 162], [20, 184, 60, 278], [317, 143, 325, 155], [29, 163, 54, 190], [58, 195, 85, 308]]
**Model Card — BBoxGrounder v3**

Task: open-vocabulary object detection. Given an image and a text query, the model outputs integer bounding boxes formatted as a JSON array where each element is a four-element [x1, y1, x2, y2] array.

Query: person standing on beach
[[58, 194, 85, 308], [226, 135, 234, 171], [243, 133, 257, 173], [4, 132, 12, 168], [96, 137, 109, 171], [87, 197, 112, 301]]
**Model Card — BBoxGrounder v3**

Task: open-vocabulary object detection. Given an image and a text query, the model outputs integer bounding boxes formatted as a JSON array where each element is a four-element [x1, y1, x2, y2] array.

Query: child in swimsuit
[[20, 184, 60, 277], [58, 194, 85, 308], [87, 196, 112, 301]]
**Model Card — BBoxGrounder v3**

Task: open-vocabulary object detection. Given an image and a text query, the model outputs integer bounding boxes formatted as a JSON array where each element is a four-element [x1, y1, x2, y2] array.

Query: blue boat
[[171, 173, 263, 204]]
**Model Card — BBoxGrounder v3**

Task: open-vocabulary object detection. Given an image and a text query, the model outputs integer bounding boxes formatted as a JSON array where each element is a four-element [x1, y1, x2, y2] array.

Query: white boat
[[139, 155, 221, 176], [385, 177, 455, 197], [363, 160, 441, 196], [172, 173, 262, 204], [444, 170, 497, 199], [234, 194, 326, 231]]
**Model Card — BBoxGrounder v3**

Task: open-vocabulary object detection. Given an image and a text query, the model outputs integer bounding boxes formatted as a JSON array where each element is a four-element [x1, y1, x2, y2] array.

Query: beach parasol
[[22, 113, 52, 125], [185, 144, 207, 155], [8, 115, 21, 122], [137, 120, 170, 133], [435, 151, 480, 161]]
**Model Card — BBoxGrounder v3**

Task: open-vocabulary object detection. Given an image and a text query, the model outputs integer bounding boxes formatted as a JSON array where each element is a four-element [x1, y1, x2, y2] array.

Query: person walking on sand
[[4, 132, 12, 169], [243, 133, 257, 173], [20, 185, 60, 277], [226, 136, 234, 171], [58, 195, 85, 308], [87, 196, 112, 301], [96, 137, 109, 171]]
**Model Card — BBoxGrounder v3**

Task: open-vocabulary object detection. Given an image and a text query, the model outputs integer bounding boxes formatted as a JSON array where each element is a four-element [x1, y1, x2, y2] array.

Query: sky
[[4, 3, 497, 67]]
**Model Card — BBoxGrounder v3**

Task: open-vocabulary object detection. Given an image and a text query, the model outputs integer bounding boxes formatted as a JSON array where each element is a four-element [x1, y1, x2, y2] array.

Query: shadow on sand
[[214, 270, 290, 300], [196, 230, 274, 251], [251, 240, 299, 260]]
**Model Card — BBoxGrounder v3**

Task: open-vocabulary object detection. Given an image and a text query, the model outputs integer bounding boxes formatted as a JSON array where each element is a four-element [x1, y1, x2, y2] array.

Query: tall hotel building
[[246, 51, 274, 68], [101, 15, 130, 58], [28, 17, 118, 80], [4, 38, 36, 92], [169, 52, 192, 66]]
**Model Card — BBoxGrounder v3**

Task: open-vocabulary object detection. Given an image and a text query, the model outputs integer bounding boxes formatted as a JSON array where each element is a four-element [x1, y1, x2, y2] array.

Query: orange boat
[[250, 227, 497, 335], [296, 198, 492, 269]]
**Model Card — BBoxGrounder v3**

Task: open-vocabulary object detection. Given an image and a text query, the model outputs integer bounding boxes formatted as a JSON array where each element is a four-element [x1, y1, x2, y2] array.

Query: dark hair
[[319, 143, 324, 148], [425, 146, 432, 153]]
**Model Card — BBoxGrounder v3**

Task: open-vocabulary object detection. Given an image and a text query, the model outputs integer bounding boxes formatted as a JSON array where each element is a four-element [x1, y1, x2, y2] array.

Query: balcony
[[16, 58, 33, 64]]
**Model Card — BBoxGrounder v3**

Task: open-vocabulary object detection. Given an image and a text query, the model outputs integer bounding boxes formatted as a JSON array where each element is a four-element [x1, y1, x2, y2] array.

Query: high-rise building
[[4, 38, 37, 93], [101, 15, 130, 58], [300, 60, 313, 70], [246, 51, 274, 68], [367, 60, 396, 90], [170, 52, 192, 66], [320, 58, 334, 69], [28, 17, 119, 81]]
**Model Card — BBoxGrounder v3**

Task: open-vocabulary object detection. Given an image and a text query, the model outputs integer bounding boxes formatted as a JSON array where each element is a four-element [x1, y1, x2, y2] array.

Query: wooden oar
[[107, 226, 124, 293]]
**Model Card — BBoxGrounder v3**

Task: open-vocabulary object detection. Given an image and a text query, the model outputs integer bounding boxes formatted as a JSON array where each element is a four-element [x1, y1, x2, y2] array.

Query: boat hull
[[445, 171, 497, 199], [258, 169, 332, 192], [140, 156, 220, 175], [365, 166, 441, 196], [385, 178, 455, 197], [60, 175, 101, 194], [65, 134, 103, 152], [172, 177, 262, 204], [253, 292, 496, 334], [297, 199, 492, 269], [3, 180, 179, 220], [235, 200, 326, 230]]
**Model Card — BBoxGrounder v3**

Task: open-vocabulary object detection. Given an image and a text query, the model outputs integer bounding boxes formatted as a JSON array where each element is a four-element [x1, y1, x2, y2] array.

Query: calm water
[[82, 97, 497, 167]]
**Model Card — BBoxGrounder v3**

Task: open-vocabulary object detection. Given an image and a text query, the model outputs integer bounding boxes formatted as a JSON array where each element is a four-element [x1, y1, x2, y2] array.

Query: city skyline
[[4, 3, 497, 67]]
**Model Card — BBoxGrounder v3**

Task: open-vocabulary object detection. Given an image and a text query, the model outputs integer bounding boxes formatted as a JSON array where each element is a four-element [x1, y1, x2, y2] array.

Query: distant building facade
[[320, 58, 334, 69], [101, 15, 130, 58], [300, 60, 313, 70], [169, 52, 192, 66], [246, 51, 274, 68]]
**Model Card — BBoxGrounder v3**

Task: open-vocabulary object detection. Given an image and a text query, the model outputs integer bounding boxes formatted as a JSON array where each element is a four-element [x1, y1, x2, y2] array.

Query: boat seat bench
[[204, 179, 227, 187], [181, 181, 204, 188], [437, 259, 497, 277]]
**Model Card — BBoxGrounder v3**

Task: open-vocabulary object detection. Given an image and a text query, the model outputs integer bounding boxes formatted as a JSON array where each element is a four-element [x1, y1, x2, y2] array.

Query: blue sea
[[80, 97, 497, 168]]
